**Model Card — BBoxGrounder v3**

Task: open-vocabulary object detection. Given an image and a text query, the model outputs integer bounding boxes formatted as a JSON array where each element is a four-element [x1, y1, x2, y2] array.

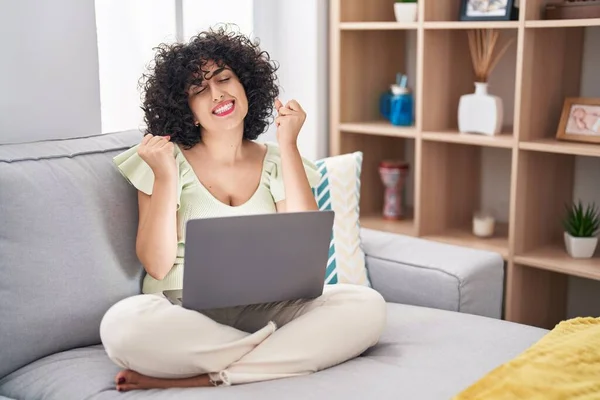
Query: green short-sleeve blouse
[[112, 141, 321, 294]]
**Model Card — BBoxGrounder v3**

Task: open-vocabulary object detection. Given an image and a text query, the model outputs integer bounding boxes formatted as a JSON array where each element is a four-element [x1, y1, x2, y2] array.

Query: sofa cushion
[[0, 304, 547, 400], [314, 151, 369, 286], [0, 130, 145, 379]]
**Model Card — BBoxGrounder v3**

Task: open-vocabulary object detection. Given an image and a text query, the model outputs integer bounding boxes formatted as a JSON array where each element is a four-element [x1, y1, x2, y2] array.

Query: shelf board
[[423, 21, 519, 29], [526, 18, 600, 28], [340, 22, 419, 30], [515, 244, 600, 281], [339, 121, 417, 138], [519, 138, 600, 157], [360, 214, 415, 237], [422, 130, 515, 148], [423, 225, 510, 259]]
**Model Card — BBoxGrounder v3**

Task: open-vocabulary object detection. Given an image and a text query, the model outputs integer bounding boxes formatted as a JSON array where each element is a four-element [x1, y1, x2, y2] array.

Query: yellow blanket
[[454, 317, 600, 399]]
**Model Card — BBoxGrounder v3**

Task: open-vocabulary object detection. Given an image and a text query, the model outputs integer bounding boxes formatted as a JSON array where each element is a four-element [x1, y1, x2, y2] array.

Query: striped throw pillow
[[313, 151, 371, 287]]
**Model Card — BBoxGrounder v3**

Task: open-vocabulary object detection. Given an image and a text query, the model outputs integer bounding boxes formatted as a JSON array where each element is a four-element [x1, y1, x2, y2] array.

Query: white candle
[[473, 212, 495, 238]]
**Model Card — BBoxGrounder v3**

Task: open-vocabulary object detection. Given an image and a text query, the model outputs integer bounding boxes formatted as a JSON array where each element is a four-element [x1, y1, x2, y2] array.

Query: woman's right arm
[[135, 134, 179, 280], [136, 177, 178, 280]]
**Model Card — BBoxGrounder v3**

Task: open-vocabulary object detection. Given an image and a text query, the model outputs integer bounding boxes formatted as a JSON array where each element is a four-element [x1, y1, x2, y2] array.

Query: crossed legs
[[100, 284, 386, 391]]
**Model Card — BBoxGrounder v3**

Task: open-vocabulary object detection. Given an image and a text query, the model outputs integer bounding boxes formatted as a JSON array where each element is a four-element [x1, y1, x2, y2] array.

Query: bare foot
[[115, 369, 214, 391]]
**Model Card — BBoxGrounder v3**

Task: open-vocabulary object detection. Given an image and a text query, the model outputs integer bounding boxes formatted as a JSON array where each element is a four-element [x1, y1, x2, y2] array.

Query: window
[[183, 0, 254, 41], [95, 0, 254, 134]]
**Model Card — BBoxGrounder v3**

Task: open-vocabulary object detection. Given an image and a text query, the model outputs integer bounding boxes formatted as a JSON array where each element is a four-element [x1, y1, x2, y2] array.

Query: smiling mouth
[[212, 100, 235, 117]]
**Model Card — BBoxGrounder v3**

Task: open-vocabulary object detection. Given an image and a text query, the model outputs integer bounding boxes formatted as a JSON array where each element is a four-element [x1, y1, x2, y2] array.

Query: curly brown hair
[[139, 25, 280, 149]]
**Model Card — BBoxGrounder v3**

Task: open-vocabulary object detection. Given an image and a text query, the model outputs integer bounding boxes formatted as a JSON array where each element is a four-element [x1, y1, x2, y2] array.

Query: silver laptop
[[163, 210, 334, 311]]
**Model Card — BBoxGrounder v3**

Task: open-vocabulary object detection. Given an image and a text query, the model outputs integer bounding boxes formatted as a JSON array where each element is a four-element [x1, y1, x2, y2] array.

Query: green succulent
[[563, 201, 600, 238]]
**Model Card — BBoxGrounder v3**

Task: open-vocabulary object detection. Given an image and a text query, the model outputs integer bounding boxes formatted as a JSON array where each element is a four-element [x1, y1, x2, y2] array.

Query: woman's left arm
[[274, 99, 318, 213]]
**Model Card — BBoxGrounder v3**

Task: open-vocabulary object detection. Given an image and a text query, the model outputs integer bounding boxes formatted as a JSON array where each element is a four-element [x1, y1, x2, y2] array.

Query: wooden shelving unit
[[340, 121, 417, 138], [422, 131, 515, 148], [340, 22, 419, 30], [423, 21, 520, 29], [525, 18, 600, 28], [330, 0, 600, 330], [360, 212, 416, 236], [520, 139, 600, 157]]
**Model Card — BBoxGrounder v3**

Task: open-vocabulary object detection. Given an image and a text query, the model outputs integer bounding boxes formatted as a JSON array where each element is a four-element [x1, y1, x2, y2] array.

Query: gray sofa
[[0, 130, 547, 400]]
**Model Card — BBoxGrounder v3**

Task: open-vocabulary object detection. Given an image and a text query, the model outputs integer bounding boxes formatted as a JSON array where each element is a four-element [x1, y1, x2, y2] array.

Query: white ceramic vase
[[394, 3, 418, 22], [564, 232, 598, 259], [458, 82, 503, 136]]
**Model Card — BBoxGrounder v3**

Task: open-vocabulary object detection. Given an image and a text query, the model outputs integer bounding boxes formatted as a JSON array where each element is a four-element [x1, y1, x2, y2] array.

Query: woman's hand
[[275, 98, 306, 147], [137, 134, 176, 180], [272, 98, 318, 213]]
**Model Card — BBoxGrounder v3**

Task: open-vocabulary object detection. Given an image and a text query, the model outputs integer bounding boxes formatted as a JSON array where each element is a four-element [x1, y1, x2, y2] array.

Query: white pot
[[473, 213, 495, 238], [394, 3, 418, 23], [564, 232, 598, 259], [458, 82, 503, 136]]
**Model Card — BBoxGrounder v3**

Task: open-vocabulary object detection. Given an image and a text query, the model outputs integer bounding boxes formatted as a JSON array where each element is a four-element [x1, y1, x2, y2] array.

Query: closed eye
[[190, 76, 229, 96]]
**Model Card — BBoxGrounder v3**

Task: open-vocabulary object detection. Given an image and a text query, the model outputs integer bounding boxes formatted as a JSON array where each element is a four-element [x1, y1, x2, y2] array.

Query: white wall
[[0, 0, 102, 144], [253, 0, 329, 160]]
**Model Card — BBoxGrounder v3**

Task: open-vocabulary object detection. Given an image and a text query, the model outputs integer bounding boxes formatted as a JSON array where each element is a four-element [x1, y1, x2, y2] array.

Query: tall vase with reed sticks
[[458, 29, 514, 136]]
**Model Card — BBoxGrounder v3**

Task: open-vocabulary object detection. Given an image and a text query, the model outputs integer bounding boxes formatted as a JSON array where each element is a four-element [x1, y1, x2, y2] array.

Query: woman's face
[[187, 61, 248, 133]]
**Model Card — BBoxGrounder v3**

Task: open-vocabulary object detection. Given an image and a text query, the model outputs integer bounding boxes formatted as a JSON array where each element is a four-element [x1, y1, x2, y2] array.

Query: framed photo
[[556, 97, 600, 144], [459, 0, 516, 21]]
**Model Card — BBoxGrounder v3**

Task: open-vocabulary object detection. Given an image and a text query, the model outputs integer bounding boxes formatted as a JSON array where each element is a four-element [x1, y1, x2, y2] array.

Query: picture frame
[[459, 0, 516, 21], [556, 97, 600, 144]]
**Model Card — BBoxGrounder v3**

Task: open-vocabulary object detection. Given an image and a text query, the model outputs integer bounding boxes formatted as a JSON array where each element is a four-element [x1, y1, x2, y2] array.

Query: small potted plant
[[563, 200, 599, 259], [394, 0, 418, 23]]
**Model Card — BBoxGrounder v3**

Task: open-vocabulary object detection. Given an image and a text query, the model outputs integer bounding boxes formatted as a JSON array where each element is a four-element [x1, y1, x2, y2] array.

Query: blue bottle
[[380, 74, 414, 127]]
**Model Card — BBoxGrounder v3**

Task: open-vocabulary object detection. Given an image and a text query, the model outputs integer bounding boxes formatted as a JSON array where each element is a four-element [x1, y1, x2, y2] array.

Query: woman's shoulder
[[261, 141, 322, 202], [112, 142, 194, 200], [113, 144, 154, 195], [261, 141, 317, 168]]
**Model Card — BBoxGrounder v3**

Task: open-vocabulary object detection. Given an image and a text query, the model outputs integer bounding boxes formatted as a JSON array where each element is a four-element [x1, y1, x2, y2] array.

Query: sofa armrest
[[360, 228, 504, 319]]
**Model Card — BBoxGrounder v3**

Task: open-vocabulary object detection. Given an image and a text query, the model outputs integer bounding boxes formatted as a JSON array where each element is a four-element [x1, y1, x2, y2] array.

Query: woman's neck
[[195, 127, 248, 166]]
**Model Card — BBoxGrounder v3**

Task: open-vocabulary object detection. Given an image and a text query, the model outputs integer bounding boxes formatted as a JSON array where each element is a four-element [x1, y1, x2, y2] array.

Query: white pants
[[100, 283, 386, 386]]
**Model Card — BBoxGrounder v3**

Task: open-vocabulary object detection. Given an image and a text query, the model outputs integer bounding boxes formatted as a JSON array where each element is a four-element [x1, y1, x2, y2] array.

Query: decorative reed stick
[[467, 29, 515, 83]]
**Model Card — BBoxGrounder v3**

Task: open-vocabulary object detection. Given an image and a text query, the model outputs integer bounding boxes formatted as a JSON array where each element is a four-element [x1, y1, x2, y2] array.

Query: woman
[[100, 27, 386, 392]]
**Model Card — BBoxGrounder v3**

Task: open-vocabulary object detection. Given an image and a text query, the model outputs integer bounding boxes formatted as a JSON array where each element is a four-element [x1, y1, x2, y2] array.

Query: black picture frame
[[459, 0, 517, 21]]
